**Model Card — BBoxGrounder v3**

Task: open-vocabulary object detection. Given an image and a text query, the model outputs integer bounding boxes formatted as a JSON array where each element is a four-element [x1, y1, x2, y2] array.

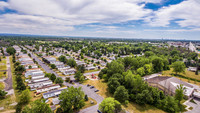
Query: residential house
[[36, 84, 60, 93], [43, 87, 68, 99]]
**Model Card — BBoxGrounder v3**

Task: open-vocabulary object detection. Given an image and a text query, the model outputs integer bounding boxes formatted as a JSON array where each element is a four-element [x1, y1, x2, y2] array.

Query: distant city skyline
[[0, 0, 200, 40]]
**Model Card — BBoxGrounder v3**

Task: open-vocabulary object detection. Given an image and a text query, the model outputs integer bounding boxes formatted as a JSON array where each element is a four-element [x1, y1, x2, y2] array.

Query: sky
[[0, 0, 200, 40]]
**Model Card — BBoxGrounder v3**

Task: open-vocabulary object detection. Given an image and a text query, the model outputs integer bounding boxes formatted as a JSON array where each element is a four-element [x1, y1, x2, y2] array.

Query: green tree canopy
[[114, 86, 129, 103], [19, 89, 31, 105], [67, 58, 77, 67], [59, 86, 85, 113], [107, 78, 121, 93], [175, 84, 186, 103], [99, 97, 122, 113], [6, 47, 16, 55], [171, 61, 186, 74], [22, 99, 52, 113], [55, 77, 63, 86]]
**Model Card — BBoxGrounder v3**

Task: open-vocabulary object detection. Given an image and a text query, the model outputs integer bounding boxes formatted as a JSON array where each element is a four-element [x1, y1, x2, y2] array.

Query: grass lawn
[[0, 58, 6, 70], [83, 79, 112, 98], [81, 97, 97, 110], [0, 57, 7, 78], [0, 95, 16, 111], [0, 72, 6, 78], [9, 56, 17, 102], [85, 69, 100, 73], [124, 102, 165, 113], [0, 82, 5, 90], [30, 91, 42, 102], [162, 68, 200, 85]]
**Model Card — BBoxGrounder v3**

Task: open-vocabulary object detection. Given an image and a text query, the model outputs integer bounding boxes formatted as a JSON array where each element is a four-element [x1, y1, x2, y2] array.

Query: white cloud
[[0, 0, 157, 35], [0, 1, 9, 10], [7, 0, 153, 24], [0, 14, 74, 35], [148, 0, 200, 28]]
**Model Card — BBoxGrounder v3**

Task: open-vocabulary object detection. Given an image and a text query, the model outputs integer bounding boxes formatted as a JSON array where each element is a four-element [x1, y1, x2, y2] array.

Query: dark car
[[90, 86, 95, 89], [95, 90, 99, 92], [87, 84, 91, 87], [97, 110, 102, 113]]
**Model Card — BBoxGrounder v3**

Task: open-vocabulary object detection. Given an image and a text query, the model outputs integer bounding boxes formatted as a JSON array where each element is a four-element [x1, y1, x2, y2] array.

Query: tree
[[50, 64, 56, 69], [107, 78, 121, 93], [15, 75, 26, 91], [158, 96, 179, 113], [59, 86, 85, 112], [171, 61, 186, 75], [65, 77, 70, 82], [19, 89, 31, 105], [114, 86, 129, 103], [151, 56, 164, 72], [49, 73, 56, 82], [0, 90, 7, 99], [28, 65, 32, 69], [74, 71, 85, 82], [175, 84, 186, 103], [77, 65, 85, 73], [22, 99, 52, 113], [107, 61, 124, 78], [55, 77, 63, 86], [67, 58, 77, 67], [15, 65, 25, 74], [137, 67, 145, 76], [6, 47, 16, 55], [58, 55, 67, 63], [144, 51, 154, 57], [99, 97, 122, 113], [144, 63, 153, 75]]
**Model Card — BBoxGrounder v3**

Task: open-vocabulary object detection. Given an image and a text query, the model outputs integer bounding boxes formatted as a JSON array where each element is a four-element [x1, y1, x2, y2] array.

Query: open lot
[[162, 68, 200, 85], [83, 79, 112, 98]]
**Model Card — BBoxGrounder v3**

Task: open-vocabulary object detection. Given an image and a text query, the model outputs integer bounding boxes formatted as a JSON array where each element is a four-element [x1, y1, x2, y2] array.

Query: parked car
[[90, 86, 95, 89], [87, 84, 91, 87], [97, 110, 102, 113], [95, 90, 99, 92]]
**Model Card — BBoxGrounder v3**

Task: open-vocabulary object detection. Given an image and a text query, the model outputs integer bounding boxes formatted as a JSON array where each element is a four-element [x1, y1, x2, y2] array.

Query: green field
[[163, 68, 200, 84], [0, 82, 4, 90], [0, 57, 7, 78]]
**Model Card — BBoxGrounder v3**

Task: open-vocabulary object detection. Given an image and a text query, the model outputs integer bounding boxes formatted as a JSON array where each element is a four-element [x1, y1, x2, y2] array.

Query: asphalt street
[[4, 56, 14, 95]]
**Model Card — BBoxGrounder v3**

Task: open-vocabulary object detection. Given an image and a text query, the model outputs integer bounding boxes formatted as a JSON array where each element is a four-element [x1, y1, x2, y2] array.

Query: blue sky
[[0, 0, 200, 40]]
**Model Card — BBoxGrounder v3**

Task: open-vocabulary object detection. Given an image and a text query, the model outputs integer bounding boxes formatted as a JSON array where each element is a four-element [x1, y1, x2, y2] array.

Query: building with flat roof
[[146, 76, 194, 98]]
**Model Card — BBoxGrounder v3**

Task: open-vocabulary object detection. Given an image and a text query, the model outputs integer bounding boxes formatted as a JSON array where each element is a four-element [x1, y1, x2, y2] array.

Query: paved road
[[64, 82, 104, 113], [26, 49, 59, 76], [4, 56, 14, 95]]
